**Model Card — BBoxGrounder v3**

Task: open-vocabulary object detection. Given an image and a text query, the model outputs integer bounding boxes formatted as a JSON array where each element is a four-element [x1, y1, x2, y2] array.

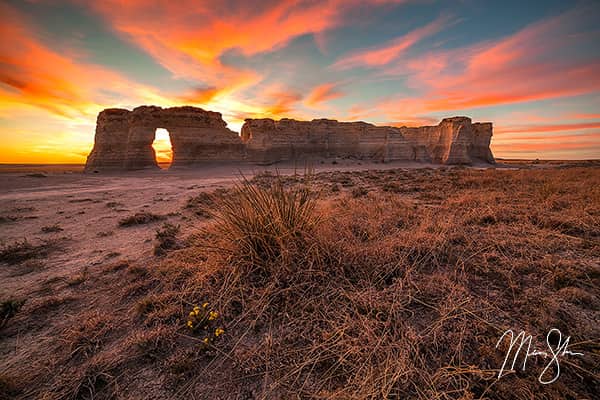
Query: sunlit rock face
[[85, 106, 494, 171], [85, 106, 244, 171], [242, 116, 495, 165]]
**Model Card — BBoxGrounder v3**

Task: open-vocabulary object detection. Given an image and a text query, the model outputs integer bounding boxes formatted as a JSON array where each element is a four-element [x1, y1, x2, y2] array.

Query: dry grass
[[1, 166, 598, 399], [0, 237, 66, 264], [118, 212, 166, 226], [154, 223, 183, 256]]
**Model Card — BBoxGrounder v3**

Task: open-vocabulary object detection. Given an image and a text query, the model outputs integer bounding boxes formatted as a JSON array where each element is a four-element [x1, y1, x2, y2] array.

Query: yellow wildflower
[[208, 311, 218, 320], [193, 306, 200, 312], [215, 328, 225, 337], [187, 320, 193, 328], [202, 302, 209, 308], [203, 337, 209, 344], [189, 311, 195, 317]]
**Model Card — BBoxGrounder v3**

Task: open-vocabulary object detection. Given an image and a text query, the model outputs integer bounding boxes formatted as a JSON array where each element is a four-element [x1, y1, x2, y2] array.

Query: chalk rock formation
[[85, 106, 244, 171], [85, 106, 494, 171], [241, 116, 494, 164]]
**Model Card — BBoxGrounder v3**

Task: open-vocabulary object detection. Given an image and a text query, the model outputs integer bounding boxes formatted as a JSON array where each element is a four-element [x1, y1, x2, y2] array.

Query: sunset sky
[[1, 0, 599, 163]]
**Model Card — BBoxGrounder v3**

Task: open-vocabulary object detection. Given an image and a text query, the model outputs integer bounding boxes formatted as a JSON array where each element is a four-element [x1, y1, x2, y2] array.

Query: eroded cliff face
[[85, 106, 494, 171], [85, 106, 244, 171], [241, 116, 495, 165]]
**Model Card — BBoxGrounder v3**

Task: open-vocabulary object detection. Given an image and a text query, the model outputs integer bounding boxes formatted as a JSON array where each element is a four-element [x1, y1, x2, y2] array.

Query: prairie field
[[0, 163, 599, 399]]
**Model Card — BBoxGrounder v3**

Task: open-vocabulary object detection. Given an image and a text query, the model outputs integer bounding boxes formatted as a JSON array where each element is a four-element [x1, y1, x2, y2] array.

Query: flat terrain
[[0, 160, 598, 399]]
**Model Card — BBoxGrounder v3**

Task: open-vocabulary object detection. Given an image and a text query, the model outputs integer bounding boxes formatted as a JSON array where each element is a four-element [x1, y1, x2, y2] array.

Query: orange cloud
[[332, 14, 452, 69], [178, 87, 222, 105], [84, 0, 406, 94], [304, 83, 344, 107], [0, 2, 173, 119]]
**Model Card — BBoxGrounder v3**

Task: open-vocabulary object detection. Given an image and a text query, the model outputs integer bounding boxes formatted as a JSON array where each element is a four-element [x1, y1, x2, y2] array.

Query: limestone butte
[[85, 106, 494, 171]]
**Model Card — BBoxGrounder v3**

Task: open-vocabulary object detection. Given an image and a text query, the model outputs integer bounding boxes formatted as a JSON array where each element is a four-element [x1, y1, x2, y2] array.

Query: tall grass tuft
[[210, 174, 320, 277]]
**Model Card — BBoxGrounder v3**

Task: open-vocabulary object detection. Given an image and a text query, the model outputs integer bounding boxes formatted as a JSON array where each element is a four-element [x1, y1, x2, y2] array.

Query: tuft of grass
[[41, 224, 63, 233], [0, 238, 64, 264], [211, 174, 320, 273], [351, 186, 368, 198], [67, 268, 88, 286], [0, 215, 18, 224], [1, 299, 24, 328], [118, 212, 166, 227], [154, 223, 183, 256]]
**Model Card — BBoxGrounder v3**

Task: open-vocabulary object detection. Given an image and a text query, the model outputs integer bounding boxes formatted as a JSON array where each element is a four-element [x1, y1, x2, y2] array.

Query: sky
[[0, 0, 599, 163]]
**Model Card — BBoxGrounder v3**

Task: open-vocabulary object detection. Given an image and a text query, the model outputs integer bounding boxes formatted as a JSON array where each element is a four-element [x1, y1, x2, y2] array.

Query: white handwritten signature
[[495, 328, 584, 384]]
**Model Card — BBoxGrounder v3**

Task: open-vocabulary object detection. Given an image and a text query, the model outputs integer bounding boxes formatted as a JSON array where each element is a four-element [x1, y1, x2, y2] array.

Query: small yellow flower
[[214, 328, 225, 337], [194, 309, 200, 316], [203, 337, 209, 344], [189, 311, 195, 317], [187, 320, 193, 328], [208, 311, 218, 320], [193, 306, 200, 312], [202, 302, 209, 308]]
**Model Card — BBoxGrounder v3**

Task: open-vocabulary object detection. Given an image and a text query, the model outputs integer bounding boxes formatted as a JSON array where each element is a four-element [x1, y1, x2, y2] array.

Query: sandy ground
[[0, 160, 455, 300], [3, 159, 597, 300]]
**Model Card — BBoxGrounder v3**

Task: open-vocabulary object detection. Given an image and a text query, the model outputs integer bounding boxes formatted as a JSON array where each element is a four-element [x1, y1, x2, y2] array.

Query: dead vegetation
[[41, 224, 63, 233], [0, 166, 598, 399], [154, 223, 184, 256], [1, 299, 24, 328], [0, 237, 66, 265], [118, 212, 166, 227]]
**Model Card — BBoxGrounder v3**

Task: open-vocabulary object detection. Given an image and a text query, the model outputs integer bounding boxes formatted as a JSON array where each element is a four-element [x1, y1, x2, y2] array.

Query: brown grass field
[[1, 164, 599, 399]]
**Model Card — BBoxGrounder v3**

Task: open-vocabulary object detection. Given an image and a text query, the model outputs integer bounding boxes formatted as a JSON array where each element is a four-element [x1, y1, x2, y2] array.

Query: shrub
[[211, 175, 320, 275]]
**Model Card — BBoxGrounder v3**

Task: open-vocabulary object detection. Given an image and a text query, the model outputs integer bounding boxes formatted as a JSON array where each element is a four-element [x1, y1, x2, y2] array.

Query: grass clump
[[0, 238, 63, 264], [1, 299, 24, 328], [41, 224, 63, 233], [211, 175, 320, 274], [154, 223, 183, 256], [119, 212, 165, 227]]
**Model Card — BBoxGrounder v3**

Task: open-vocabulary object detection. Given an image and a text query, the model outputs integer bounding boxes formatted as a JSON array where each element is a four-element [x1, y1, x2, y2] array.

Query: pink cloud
[[332, 14, 453, 70], [377, 4, 600, 117]]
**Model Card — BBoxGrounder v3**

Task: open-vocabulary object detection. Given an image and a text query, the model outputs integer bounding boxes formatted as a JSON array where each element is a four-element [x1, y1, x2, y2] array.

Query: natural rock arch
[[85, 105, 494, 172], [85, 106, 246, 171]]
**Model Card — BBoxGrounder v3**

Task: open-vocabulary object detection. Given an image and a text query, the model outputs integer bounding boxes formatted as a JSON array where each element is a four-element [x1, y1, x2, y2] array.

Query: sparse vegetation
[[0, 238, 64, 264], [186, 303, 225, 347], [351, 185, 368, 197], [0, 215, 19, 224], [1, 299, 24, 328], [118, 212, 166, 226], [154, 223, 183, 255], [41, 224, 63, 233], [1, 166, 599, 399]]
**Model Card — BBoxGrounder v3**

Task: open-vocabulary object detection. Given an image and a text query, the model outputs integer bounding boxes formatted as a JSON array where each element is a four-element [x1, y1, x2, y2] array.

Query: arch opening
[[152, 128, 173, 169]]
